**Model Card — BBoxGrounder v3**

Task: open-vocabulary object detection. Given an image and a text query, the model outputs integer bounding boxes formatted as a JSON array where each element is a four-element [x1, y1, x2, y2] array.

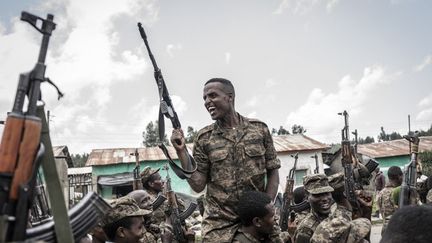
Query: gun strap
[[158, 109, 197, 180], [37, 105, 74, 243]]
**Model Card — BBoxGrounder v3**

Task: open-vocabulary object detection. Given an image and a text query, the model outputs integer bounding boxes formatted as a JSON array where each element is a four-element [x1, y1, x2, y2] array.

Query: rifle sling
[[158, 109, 197, 180]]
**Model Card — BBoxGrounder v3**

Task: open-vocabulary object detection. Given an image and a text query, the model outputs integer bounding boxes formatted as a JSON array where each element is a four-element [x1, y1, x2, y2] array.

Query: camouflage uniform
[[232, 228, 264, 243], [141, 167, 186, 241], [310, 217, 371, 243], [427, 189, 432, 204], [377, 181, 398, 234], [293, 174, 334, 243], [193, 114, 281, 242]]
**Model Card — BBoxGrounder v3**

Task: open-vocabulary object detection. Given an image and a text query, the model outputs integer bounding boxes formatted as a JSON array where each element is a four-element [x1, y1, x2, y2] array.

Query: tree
[[186, 126, 198, 143], [378, 126, 389, 142], [271, 126, 290, 136], [71, 153, 89, 167], [418, 124, 432, 137], [291, 124, 306, 134], [142, 121, 169, 147], [358, 136, 375, 144]]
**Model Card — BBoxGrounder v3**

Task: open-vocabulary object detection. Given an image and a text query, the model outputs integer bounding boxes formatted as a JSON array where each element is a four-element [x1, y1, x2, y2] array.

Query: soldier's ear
[[117, 227, 125, 238], [252, 217, 262, 228]]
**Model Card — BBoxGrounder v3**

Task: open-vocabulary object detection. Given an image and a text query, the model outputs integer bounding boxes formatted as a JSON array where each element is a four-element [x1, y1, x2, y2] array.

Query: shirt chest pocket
[[208, 148, 231, 182], [244, 143, 266, 172]]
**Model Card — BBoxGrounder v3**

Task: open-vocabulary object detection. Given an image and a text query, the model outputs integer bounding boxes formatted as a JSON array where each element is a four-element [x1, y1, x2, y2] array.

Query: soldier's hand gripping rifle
[[137, 23, 197, 180], [338, 111, 361, 214], [399, 131, 420, 208], [163, 165, 197, 242], [0, 12, 64, 242], [131, 149, 143, 190], [280, 153, 298, 232]]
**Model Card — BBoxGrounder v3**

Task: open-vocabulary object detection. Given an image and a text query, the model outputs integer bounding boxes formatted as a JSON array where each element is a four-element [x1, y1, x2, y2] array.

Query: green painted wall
[[92, 160, 193, 199], [376, 155, 410, 178]]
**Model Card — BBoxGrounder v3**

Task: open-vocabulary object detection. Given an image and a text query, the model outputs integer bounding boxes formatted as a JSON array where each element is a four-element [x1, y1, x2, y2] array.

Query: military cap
[[101, 196, 151, 226], [140, 166, 160, 183], [303, 174, 334, 194], [328, 172, 344, 190]]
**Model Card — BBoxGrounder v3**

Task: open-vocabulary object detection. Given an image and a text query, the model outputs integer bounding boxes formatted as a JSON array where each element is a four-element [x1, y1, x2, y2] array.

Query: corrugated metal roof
[[358, 136, 432, 158], [272, 134, 329, 152], [68, 166, 92, 174], [86, 134, 329, 166]]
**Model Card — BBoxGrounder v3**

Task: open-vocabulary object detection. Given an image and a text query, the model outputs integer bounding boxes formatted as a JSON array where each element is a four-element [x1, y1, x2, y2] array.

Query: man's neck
[[241, 225, 262, 241], [218, 111, 239, 129]]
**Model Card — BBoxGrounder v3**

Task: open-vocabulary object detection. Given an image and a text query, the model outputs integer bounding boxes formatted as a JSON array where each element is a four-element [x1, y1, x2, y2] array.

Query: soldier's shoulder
[[196, 124, 215, 140], [246, 117, 267, 126]]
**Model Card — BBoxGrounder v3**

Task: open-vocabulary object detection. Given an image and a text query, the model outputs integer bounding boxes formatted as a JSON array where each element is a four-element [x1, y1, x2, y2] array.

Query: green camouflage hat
[[328, 172, 344, 190], [303, 174, 334, 194], [346, 218, 372, 243], [101, 196, 151, 226], [140, 166, 160, 183]]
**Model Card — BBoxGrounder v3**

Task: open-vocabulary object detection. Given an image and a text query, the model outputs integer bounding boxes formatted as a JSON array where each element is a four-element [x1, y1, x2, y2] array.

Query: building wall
[[278, 150, 325, 192], [376, 155, 410, 178], [92, 160, 193, 199]]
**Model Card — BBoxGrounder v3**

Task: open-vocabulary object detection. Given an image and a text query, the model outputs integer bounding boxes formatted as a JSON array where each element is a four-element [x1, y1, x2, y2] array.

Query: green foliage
[[71, 153, 89, 167], [142, 121, 169, 147], [358, 136, 375, 144], [271, 126, 290, 135], [378, 126, 402, 141], [185, 126, 198, 143], [418, 124, 432, 137], [291, 124, 306, 134], [420, 150, 432, 177]]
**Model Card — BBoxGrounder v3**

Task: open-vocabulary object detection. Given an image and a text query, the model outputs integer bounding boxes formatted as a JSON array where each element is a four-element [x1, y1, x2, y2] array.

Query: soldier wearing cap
[[293, 174, 334, 243], [101, 196, 152, 243], [310, 217, 371, 243], [328, 172, 352, 221]]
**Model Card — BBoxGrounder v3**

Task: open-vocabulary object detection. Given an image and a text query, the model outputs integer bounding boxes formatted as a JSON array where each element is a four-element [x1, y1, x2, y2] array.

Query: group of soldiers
[[76, 77, 430, 243]]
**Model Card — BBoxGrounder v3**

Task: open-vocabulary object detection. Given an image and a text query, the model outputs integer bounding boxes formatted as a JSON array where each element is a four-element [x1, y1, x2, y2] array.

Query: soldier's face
[[308, 192, 332, 216], [203, 82, 233, 120], [137, 192, 152, 210], [149, 173, 164, 192], [121, 216, 144, 243], [257, 204, 276, 235]]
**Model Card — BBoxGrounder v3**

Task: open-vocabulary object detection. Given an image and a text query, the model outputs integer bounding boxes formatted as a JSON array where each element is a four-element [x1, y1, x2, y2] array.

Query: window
[[294, 169, 307, 186]]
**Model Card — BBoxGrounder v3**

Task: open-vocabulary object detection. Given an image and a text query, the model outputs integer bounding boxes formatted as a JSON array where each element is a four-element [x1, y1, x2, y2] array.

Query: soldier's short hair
[[381, 205, 432, 243], [293, 186, 306, 204], [387, 166, 403, 180], [237, 191, 271, 226], [205, 78, 235, 97]]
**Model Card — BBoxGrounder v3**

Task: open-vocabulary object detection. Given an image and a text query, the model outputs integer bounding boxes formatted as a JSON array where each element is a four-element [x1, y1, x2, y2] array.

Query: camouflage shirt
[[293, 211, 326, 243], [377, 181, 398, 219], [309, 204, 353, 243], [194, 114, 281, 242], [232, 228, 264, 243]]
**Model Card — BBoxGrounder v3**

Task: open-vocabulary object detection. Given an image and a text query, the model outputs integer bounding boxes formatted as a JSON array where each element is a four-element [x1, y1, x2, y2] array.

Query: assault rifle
[[338, 111, 361, 213], [163, 165, 197, 242], [399, 132, 420, 208], [0, 11, 67, 242], [26, 192, 111, 242], [131, 149, 143, 190], [280, 153, 298, 232], [137, 23, 197, 180], [311, 153, 319, 174]]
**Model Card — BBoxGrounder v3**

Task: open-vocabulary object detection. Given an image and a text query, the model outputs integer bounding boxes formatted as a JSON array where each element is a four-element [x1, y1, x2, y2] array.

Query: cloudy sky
[[0, 0, 431, 154]]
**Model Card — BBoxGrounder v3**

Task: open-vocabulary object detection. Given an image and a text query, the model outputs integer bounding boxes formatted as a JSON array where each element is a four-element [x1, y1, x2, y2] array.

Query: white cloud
[[0, 0, 160, 153], [225, 52, 231, 64], [285, 65, 390, 143], [416, 93, 432, 121], [273, 0, 340, 15], [414, 55, 432, 72], [247, 111, 258, 118], [265, 78, 278, 88], [166, 43, 182, 58], [246, 96, 259, 107]]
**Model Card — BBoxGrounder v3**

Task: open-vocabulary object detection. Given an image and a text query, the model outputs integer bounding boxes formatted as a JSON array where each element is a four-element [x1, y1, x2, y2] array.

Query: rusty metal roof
[[272, 134, 329, 153], [358, 136, 432, 158], [86, 134, 329, 166]]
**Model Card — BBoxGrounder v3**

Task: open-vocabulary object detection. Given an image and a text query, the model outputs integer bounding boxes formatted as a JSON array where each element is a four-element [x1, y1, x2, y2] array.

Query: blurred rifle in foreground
[[280, 153, 298, 232]]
